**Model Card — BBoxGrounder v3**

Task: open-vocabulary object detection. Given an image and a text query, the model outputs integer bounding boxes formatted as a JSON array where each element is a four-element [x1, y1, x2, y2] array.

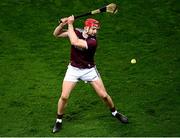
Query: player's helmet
[[84, 18, 100, 28]]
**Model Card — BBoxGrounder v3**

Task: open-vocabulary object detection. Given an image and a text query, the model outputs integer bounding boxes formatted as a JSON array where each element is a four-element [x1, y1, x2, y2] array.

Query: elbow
[[70, 40, 78, 46], [53, 32, 58, 37]]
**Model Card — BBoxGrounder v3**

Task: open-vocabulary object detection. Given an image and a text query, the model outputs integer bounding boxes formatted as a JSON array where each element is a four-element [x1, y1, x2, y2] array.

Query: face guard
[[84, 18, 100, 29]]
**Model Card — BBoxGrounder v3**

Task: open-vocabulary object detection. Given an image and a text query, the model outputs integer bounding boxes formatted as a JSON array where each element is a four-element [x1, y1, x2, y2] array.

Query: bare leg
[[90, 78, 128, 124], [57, 81, 77, 115], [90, 78, 114, 109], [52, 81, 77, 133]]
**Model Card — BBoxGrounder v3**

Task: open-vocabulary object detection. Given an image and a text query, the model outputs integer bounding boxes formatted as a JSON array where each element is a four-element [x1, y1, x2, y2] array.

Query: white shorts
[[64, 64, 100, 82]]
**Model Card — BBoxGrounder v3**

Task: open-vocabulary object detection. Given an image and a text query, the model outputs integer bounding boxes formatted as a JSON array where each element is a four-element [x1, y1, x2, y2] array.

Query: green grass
[[0, 0, 180, 136]]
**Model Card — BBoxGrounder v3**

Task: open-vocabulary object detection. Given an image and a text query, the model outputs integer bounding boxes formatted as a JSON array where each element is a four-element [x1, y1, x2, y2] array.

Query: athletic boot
[[52, 120, 62, 133], [115, 112, 128, 124]]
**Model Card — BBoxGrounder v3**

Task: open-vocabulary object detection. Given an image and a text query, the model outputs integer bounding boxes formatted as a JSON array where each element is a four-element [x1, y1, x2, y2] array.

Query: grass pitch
[[0, 0, 180, 136]]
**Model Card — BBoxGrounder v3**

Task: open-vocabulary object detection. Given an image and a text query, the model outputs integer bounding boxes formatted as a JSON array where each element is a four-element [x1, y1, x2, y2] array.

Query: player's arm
[[53, 18, 68, 38], [67, 15, 88, 49]]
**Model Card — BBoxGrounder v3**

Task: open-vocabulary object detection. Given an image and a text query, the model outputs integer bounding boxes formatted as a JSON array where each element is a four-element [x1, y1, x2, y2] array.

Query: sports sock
[[56, 114, 63, 123], [57, 114, 63, 119], [112, 110, 118, 116], [56, 118, 62, 123], [110, 107, 116, 112], [110, 107, 118, 116]]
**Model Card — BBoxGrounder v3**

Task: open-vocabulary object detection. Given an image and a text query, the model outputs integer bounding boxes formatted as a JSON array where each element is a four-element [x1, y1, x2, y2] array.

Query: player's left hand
[[59, 17, 68, 25], [67, 15, 74, 24]]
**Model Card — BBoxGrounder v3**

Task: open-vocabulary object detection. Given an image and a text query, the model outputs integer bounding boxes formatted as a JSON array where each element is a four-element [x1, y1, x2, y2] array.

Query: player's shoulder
[[89, 36, 96, 40], [88, 36, 97, 42], [86, 36, 97, 47], [75, 28, 84, 33]]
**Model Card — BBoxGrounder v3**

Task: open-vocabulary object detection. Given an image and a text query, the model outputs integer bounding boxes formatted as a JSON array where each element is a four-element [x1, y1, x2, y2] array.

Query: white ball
[[131, 59, 136, 64]]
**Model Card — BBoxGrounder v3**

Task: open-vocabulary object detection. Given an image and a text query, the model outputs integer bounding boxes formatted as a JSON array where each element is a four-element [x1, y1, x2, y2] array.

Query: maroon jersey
[[70, 28, 98, 68]]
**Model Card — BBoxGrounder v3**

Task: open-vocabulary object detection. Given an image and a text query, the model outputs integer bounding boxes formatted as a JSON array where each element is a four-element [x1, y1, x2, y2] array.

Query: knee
[[60, 95, 68, 101], [101, 94, 109, 101]]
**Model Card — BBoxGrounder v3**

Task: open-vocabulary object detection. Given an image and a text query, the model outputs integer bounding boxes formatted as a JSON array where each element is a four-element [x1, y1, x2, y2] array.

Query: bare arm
[[53, 18, 68, 38], [67, 15, 88, 49]]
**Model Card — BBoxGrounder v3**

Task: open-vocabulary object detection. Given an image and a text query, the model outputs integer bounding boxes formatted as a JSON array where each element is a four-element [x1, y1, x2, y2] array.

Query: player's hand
[[59, 17, 68, 26], [67, 15, 74, 25]]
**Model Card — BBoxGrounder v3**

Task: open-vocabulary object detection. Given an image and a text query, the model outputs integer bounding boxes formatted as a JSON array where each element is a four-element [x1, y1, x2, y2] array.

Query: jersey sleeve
[[74, 29, 81, 36]]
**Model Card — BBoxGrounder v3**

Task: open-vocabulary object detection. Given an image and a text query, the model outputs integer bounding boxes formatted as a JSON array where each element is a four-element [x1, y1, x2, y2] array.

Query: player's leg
[[58, 81, 77, 115], [52, 81, 77, 133], [90, 78, 114, 108], [90, 78, 128, 123]]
